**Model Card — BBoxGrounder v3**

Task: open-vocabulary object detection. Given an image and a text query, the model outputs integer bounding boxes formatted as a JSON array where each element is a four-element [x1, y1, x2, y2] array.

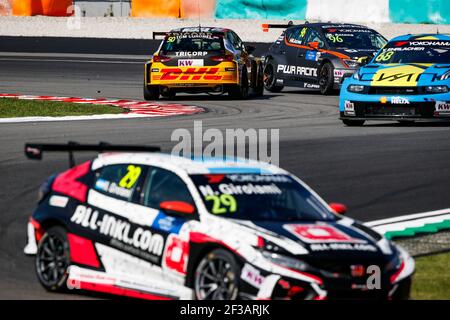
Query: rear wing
[[262, 21, 295, 32], [25, 142, 161, 167]]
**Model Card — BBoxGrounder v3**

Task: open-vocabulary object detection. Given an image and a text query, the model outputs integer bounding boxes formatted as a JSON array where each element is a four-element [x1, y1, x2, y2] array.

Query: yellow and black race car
[[144, 27, 264, 100]]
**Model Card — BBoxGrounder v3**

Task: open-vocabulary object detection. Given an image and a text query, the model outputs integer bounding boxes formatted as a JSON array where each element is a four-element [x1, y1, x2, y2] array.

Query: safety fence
[[1, 0, 449, 24]]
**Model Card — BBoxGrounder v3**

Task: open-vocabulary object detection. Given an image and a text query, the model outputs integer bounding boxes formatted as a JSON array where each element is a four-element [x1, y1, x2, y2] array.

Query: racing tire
[[229, 71, 249, 100], [194, 248, 240, 300], [161, 90, 176, 99], [253, 63, 264, 97], [143, 84, 160, 101], [263, 63, 284, 93], [319, 62, 335, 95], [342, 119, 365, 127], [35, 226, 71, 292]]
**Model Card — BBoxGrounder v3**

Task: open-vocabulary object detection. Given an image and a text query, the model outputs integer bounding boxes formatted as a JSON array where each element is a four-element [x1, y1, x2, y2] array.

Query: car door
[[280, 26, 309, 81], [140, 167, 196, 278], [296, 28, 324, 83]]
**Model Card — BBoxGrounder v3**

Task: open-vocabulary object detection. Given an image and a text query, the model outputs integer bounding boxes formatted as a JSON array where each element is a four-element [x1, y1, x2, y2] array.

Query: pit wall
[[1, 0, 449, 25]]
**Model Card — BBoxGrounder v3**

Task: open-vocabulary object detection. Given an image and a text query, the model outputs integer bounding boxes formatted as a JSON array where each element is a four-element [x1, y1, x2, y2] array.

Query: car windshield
[[160, 32, 224, 54], [190, 174, 336, 222], [324, 28, 386, 50], [373, 40, 450, 64]]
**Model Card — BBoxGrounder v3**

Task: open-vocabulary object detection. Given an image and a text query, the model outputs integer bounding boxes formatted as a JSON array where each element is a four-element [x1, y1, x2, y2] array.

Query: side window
[[93, 164, 145, 202], [227, 31, 242, 50], [286, 26, 308, 45], [142, 167, 195, 209], [304, 29, 325, 48]]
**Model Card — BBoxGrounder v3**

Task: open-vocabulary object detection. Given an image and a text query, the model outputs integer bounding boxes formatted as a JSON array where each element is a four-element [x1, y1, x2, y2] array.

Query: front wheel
[[342, 119, 365, 126], [35, 226, 71, 292], [263, 63, 283, 92], [194, 249, 240, 300], [319, 62, 335, 95]]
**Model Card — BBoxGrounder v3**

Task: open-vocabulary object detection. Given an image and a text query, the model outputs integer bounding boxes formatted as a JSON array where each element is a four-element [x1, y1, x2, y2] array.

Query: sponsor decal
[[309, 243, 377, 252], [334, 69, 346, 78], [344, 101, 355, 116], [163, 234, 189, 274], [227, 174, 291, 183], [241, 264, 265, 288], [277, 64, 318, 77], [70, 205, 165, 263], [168, 32, 219, 40], [435, 101, 450, 116], [391, 96, 410, 104], [380, 96, 388, 104], [284, 224, 365, 244], [303, 83, 320, 89], [49, 195, 69, 208], [174, 51, 208, 57], [305, 50, 319, 61], [159, 68, 221, 81], [178, 59, 204, 67], [407, 41, 450, 47]]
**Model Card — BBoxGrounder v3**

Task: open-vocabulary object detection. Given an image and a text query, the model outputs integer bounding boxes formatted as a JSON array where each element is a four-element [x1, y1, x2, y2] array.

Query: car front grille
[[368, 86, 419, 95]]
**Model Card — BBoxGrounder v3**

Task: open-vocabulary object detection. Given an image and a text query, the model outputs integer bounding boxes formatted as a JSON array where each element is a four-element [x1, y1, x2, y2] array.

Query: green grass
[[0, 98, 126, 118], [412, 251, 450, 299]]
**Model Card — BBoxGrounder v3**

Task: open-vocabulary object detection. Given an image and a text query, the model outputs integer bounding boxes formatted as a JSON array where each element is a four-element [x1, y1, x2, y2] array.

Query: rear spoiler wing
[[25, 142, 161, 167], [262, 21, 295, 32]]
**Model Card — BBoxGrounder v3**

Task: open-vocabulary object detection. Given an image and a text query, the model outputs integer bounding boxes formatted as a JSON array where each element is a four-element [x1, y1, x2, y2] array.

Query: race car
[[262, 22, 387, 94], [340, 34, 450, 126], [144, 27, 264, 100], [24, 142, 414, 300]]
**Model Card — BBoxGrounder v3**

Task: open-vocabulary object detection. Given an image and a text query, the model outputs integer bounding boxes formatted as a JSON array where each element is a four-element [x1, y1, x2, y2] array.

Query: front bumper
[[340, 90, 450, 120]]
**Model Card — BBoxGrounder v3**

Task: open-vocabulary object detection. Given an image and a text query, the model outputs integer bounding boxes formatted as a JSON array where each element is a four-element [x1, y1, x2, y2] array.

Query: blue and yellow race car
[[339, 34, 450, 126]]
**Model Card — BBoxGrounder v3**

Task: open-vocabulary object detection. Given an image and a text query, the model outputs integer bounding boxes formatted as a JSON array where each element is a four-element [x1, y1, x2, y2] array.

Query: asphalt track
[[1, 38, 450, 299]]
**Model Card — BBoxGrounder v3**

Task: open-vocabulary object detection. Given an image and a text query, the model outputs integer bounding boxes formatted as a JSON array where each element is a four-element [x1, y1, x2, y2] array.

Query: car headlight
[[262, 251, 311, 271], [425, 85, 449, 94], [348, 84, 365, 93], [343, 59, 360, 69]]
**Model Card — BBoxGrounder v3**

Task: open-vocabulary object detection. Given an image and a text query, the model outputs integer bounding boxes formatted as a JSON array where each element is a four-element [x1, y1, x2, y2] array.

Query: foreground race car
[[24, 143, 414, 300], [144, 27, 264, 100], [262, 22, 387, 94], [340, 34, 450, 126]]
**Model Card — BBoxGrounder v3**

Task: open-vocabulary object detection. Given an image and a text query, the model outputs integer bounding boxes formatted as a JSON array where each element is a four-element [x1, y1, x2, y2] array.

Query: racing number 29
[[119, 165, 142, 189], [205, 194, 237, 214]]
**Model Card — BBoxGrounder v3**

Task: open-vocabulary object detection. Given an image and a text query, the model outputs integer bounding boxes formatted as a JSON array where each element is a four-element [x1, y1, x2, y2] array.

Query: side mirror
[[357, 56, 370, 66], [160, 201, 195, 216], [246, 45, 256, 54], [329, 203, 347, 215], [308, 42, 320, 50]]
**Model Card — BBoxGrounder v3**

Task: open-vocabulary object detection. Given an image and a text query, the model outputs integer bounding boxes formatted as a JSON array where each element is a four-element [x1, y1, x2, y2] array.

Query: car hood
[[357, 63, 450, 87], [233, 218, 391, 261]]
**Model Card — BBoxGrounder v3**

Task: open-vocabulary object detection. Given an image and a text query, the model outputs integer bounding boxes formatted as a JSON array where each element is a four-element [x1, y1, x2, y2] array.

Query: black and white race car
[[262, 22, 387, 94], [24, 143, 414, 300]]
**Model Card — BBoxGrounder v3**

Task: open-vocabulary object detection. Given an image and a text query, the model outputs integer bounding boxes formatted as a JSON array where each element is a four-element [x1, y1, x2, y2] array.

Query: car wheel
[[263, 63, 283, 92], [253, 64, 264, 96], [229, 71, 249, 100], [342, 119, 365, 126], [143, 83, 160, 100], [319, 62, 335, 95], [194, 249, 240, 300], [35, 226, 71, 292]]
